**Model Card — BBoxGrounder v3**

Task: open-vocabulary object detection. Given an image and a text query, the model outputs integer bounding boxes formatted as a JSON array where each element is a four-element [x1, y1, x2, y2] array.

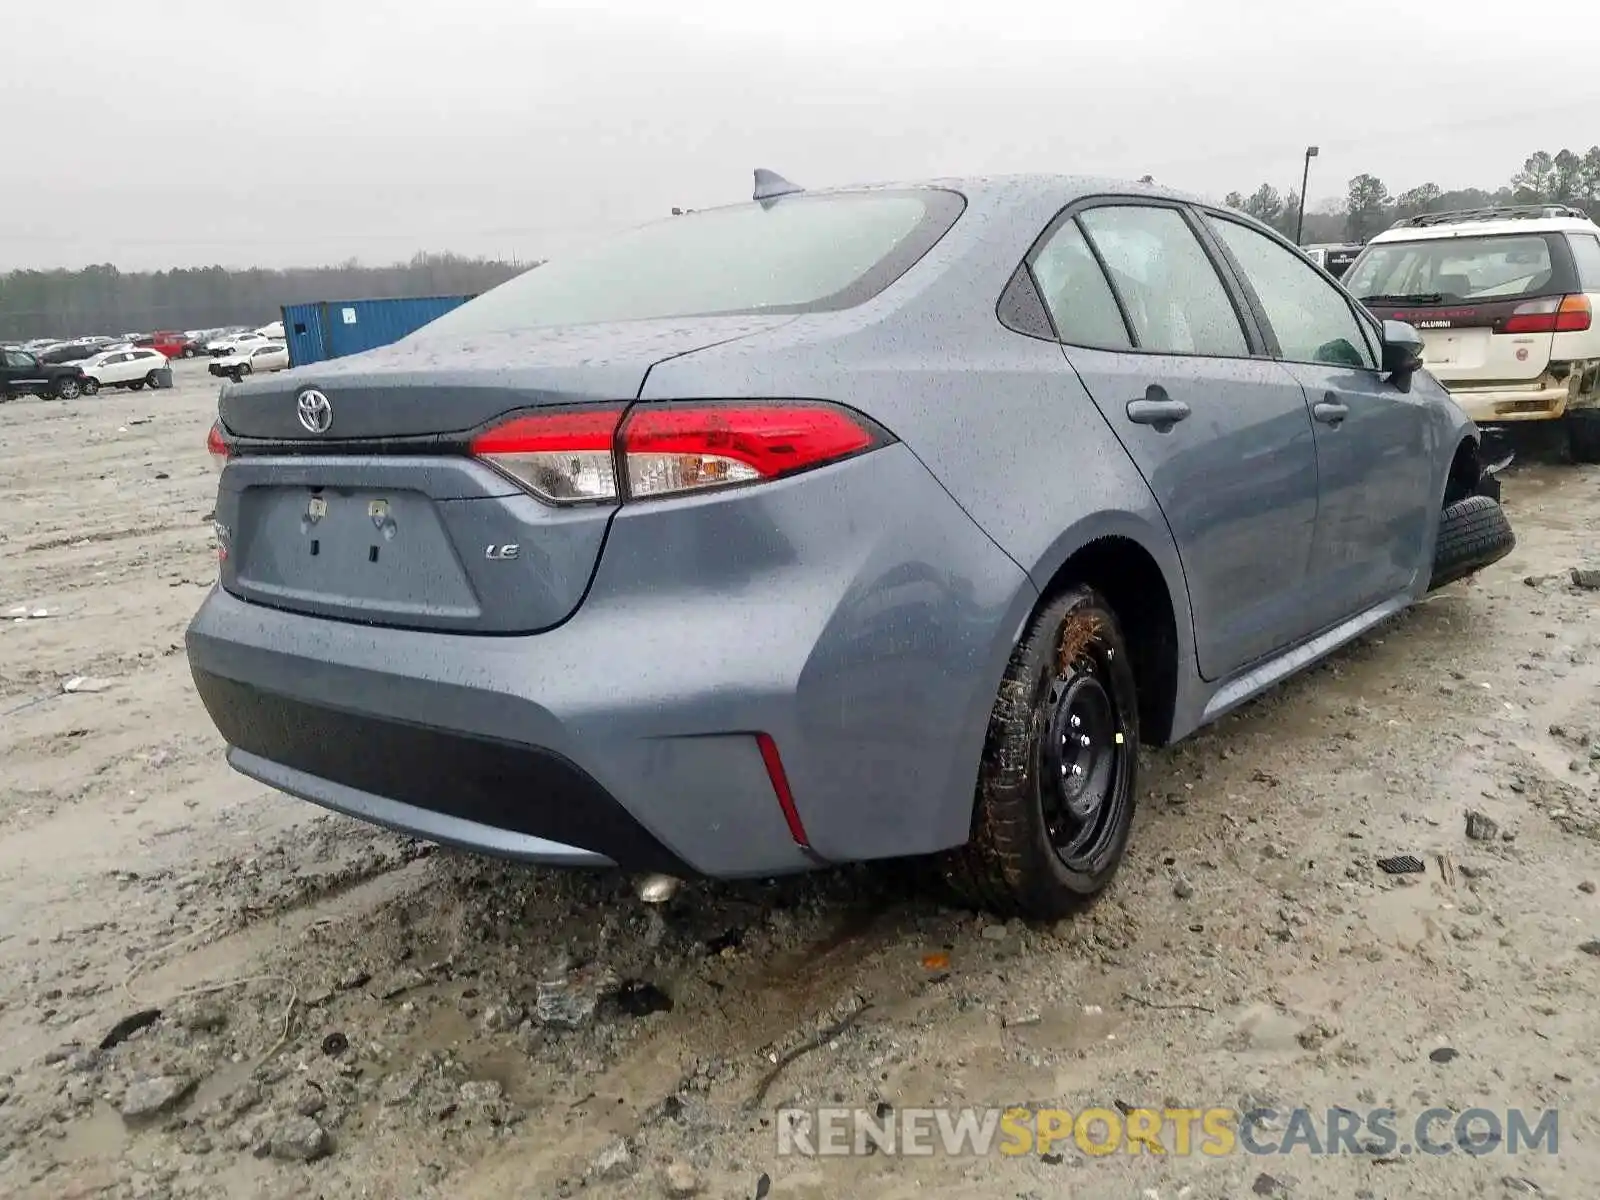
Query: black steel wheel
[[940, 584, 1140, 918]]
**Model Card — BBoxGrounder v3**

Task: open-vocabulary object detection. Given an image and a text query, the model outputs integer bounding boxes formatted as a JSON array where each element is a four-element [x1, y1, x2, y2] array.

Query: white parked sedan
[[79, 347, 171, 393], [206, 331, 267, 356], [209, 341, 288, 380]]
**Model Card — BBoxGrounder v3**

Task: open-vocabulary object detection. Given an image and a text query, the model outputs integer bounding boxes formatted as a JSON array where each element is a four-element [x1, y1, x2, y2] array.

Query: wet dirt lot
[[2, 359, 1599, 1200]]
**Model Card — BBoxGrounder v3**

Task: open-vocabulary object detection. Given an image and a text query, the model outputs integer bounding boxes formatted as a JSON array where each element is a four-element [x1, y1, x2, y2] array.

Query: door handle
[[1126, 392, 1191, 429], [1313, 399, 1349, 426]]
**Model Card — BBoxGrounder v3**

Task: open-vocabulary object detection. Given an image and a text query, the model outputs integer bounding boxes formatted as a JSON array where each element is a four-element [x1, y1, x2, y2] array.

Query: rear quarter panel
[[640, 184, 1201, 848]]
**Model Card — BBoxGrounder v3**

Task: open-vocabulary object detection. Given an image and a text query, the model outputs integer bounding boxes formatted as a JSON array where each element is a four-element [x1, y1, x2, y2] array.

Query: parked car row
[[3, 321, 287, 365], [1, 319, 292, 402]]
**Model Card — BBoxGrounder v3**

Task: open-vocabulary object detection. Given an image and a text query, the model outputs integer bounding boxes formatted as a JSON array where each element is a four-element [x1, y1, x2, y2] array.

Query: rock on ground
[[661, 1159, 703, 1197], [592, 1137, 635, 1181], [120, 1075, 196, 1123], [269, 1115, 331, 1162]]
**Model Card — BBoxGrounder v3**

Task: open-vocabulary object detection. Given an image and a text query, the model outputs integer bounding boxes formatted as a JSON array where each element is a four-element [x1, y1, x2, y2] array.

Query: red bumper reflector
[[756, 732, 809, 849]]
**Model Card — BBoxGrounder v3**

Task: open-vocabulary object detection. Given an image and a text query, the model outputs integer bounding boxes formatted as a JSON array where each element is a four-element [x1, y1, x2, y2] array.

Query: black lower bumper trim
[[190, 666, 689, 874]]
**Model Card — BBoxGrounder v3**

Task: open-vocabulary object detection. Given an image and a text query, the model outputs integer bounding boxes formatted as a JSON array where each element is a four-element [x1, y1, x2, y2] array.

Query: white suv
[[1344, 204, 1600, 462]]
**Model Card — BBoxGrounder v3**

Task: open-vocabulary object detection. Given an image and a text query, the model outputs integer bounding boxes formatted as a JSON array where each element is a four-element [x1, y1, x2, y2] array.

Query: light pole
[[1296, 145, 1319, 245]]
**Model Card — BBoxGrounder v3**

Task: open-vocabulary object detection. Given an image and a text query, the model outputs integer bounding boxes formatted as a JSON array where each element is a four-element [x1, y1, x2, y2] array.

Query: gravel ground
[[2, 359, 1599, 1200]]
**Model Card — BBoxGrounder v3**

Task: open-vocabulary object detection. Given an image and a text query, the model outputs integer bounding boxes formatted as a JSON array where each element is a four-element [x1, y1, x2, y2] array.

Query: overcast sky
[[6, 0, 1600, 271]]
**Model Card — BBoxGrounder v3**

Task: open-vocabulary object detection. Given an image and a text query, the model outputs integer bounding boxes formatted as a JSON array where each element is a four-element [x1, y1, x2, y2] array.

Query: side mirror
[[1381, 319, 1425, 393]]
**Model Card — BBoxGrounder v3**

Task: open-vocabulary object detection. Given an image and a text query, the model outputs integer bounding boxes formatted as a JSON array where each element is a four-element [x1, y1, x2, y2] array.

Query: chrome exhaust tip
[[636, 873, 680, 904]]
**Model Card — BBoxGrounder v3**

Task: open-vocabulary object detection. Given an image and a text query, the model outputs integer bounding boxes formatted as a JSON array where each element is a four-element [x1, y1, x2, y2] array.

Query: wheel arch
[[1442, 431, 1482, 508], [1017, 514, 1193, 748]]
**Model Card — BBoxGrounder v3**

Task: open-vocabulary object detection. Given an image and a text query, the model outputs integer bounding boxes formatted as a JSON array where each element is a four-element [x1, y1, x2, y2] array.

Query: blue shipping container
[[280, 294, 476, 367]]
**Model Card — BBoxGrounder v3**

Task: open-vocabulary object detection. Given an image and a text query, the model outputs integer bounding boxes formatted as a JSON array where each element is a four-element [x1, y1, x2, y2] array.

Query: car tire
[[938, 584, 1140, 919], [1428, 495, 1516, 591], [82, 378, 100, 396], [145, 371, 162, 389], [54, 377, 81, 400], [128, 380, 145, 391], [1567, 409, 1600, 465], [182, 347, 195, 358]]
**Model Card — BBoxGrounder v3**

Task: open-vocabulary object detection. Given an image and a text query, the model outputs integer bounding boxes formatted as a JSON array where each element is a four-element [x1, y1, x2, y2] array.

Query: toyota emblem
[[296, 389, 333, 434]]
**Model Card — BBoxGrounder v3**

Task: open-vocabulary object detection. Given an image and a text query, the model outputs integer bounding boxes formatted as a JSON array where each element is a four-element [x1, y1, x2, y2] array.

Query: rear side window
[[1078, 206, 1249, 357], [422, 189, 966, 334], [1029, 221, 1131, 349], [1567, 232, 1600, 291], [1346, 233, 1575, 303]]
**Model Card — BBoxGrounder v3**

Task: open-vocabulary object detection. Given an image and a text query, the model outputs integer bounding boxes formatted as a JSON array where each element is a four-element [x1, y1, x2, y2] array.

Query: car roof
[[791, 172, 1205, 205]]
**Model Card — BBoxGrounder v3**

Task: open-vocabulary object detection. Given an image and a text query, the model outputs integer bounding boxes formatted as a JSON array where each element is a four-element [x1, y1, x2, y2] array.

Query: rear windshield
[[1347, 233, 1576, 304], [422, 189, 965, 334]]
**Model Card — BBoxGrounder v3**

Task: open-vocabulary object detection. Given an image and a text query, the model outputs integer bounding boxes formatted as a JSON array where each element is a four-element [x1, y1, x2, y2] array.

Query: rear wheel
[[54, 377, 81, 400], [82, 378, 100, 396], [940, 585, 1140, 919], [1428, 495, 1516, 590], [144, 371, 162, 389], [1567, 409, 1600, 465]]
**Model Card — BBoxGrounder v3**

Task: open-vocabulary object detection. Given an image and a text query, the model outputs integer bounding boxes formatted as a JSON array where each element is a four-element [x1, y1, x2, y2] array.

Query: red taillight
[[468, 402, 884, 505], [619, 403, 877, 499], [468, 406, 624, 504], [1556, 294, 1592, 332], [755, 733, 809, 849], [206, 421, 231, 472], [1504, 294, 1592, 334]]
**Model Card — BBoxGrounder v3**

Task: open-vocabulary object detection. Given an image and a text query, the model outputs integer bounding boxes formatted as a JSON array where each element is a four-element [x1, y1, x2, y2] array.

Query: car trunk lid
[[218, 317, 787, 438], [214, 316, 792, 633]]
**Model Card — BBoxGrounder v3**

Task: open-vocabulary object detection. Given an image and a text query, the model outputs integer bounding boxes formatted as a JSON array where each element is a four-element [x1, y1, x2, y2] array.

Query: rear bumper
[[184, 445, 1033, 878], [1444, 383, 1570, 424], [191, 666, 688, 872]]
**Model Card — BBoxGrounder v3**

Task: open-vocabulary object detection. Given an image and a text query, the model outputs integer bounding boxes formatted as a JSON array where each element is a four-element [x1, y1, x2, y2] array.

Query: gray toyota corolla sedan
[[188, 172, 1514, 918]]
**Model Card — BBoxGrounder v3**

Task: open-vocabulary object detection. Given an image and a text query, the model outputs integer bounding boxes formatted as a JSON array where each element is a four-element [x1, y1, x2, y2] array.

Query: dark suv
[[1, 349, 86, 401]]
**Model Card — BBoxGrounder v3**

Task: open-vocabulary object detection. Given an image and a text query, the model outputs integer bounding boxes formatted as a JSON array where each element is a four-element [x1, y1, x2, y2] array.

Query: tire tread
[[939, 585, 1138, 919], [1429, 494, 1515, 590]]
